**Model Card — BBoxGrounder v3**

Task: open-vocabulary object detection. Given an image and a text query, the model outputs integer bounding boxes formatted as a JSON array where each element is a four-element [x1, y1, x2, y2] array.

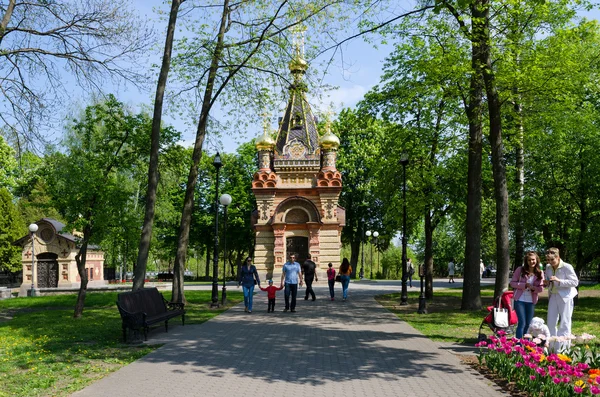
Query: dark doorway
[[286, 236, 308, 265], [36, 252, 59, 288]]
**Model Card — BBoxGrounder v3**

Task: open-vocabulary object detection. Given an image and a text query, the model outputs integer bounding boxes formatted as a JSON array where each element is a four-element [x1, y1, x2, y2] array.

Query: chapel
[[14, 218, 105, 296], [251, 47, 345, 279]]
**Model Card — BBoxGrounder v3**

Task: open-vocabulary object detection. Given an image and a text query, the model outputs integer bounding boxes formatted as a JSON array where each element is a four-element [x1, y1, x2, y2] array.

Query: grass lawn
[[375, 284, 600, 345], [0, 289, 243, 397]]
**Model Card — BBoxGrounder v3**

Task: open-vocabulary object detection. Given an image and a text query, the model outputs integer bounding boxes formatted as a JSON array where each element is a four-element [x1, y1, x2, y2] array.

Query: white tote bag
[[493, 308, 509, 328]]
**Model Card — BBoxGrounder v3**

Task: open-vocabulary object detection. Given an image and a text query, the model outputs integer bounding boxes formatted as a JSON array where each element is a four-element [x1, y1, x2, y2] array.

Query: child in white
[[527, 317, 551, 341]]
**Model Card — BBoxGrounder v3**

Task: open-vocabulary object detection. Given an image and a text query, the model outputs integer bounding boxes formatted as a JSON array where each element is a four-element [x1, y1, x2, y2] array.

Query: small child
[[260, 279, 284, 312], [326, 262, 336, 300], [527, 317, 551, 346]]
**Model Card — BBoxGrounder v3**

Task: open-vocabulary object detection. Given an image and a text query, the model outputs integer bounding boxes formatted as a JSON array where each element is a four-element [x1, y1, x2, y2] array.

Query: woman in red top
[[260, 280, 284, 312], [326, 263, 336, 301]]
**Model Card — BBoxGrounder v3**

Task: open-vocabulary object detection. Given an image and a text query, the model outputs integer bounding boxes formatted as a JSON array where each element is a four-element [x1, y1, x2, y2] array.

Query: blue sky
[[115, 1, 394, 154]]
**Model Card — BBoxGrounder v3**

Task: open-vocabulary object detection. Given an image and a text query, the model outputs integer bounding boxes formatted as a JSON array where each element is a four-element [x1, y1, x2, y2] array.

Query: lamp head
[[220, 193, 232, 206], [373, 231, 379, 238], [28, 223, 39, 233], [366, 230, 372, 237], [399, 152, 409, 166], [213, 152, 222, 169]]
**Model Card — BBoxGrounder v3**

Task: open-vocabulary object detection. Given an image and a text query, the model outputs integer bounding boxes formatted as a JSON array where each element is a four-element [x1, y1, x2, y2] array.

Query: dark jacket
[[303, 260, 316, 280], [238, 264, 260, 288]]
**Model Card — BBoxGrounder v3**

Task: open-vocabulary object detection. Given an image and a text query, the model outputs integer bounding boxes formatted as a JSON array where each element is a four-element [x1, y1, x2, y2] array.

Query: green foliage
[[0, 188, 25, 272], [335, 109, 386, 244], [0, 136, 18, 191]]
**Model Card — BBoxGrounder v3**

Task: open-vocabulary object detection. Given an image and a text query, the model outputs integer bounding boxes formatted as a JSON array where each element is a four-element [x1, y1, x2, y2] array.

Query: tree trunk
[[0, 0, 16, 42], [350, 239, 360, 278], [514, 96, 525, 271], [576, 156, 587, 273], [424, 209, 434, 299], [476, 0, 511, 299], [461, 4, 484, 310], [205, 243, 211, 281], [134, 0, 183, 291], [74, 224, 92, 318], [170, 0, 230, 304]]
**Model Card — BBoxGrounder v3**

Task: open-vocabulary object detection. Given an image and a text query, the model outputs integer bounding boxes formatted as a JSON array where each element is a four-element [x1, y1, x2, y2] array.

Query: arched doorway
[[36, 252, 58, 288], [286, 236, 308, 265]]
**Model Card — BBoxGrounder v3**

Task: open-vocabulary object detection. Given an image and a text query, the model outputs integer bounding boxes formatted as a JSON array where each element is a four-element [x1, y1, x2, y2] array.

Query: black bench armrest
[[117, 303, 147, 328], [162, 295, 185, 311]]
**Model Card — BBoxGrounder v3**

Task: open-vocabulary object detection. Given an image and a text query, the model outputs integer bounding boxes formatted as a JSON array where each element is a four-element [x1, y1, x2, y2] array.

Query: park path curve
[[72, 282, 508, 397]]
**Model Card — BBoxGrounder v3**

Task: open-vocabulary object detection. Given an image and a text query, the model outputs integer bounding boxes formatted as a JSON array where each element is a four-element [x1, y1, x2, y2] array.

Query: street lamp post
[[220, 193, 232, 305], [366, 230, 372, 279], [28, 223, 38, 297], [373, 231, 379, 278], [211, 153, 222, 308], [418, 263, 427, 314], [400, 153, 409, 305], [360, 218, 365, 279]]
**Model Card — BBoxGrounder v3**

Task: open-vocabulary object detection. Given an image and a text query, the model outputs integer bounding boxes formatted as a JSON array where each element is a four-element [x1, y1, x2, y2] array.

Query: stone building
[[251, 51, 345, 279], [14, 218, 105, 296]]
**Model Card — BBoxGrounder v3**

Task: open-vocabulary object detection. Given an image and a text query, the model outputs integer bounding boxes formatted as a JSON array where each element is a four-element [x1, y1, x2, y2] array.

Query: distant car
[[483, 266, 497, 278]]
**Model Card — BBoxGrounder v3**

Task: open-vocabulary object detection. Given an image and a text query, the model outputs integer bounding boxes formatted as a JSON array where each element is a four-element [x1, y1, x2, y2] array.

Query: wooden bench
[[116, 287, 185, 342]]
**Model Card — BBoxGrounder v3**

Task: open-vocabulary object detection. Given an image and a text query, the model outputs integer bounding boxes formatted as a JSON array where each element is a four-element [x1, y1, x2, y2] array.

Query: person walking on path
[[543, 247, 579, 352], [238, 257, 261, 313], [338, 258, 352, 301], [280, 253, 303, 312], [448, 258, 455, 283], [326, 262, 336, 300], [259, 279, 284, 312], [509, 251, 544, 339], [302, 254, 318, 301], [480, 259, 485, 279]]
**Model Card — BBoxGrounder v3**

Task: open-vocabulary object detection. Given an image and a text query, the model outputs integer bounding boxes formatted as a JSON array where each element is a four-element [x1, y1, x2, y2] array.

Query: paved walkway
[[73, 281, 508, 397]]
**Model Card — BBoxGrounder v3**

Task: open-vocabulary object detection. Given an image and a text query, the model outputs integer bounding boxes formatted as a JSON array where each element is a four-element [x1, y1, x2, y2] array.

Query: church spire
[[274, 25, 319, 163]]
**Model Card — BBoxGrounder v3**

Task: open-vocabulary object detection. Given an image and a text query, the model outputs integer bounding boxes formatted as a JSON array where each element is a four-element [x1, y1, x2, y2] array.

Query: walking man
[[303, 254, 318, 301], [280, 253, 303, 312], [543, 247, 579, 352]]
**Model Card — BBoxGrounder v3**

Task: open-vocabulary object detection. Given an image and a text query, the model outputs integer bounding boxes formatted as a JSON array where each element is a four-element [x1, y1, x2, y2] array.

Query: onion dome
[[256, 130, 275, 151], [319, 129, 340, 150]]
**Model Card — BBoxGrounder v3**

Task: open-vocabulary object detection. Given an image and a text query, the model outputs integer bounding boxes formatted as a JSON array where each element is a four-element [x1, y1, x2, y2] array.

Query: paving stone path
[[73, 281, 508, 397]]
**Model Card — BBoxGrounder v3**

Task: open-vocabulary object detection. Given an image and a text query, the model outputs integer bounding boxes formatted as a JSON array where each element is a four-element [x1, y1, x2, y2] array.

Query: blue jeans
[[242, 284, 255, 311], [328, 279, 335, 299], [514, 300, 535, 339], [284, 283, 298, 310], [340, 275, 350, 299]]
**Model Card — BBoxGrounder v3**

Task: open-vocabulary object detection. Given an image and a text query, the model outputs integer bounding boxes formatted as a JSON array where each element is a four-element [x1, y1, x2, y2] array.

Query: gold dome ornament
[[319, 130, 340, 150], [256, 130, 275, 151], [319, 111, 340, 150]]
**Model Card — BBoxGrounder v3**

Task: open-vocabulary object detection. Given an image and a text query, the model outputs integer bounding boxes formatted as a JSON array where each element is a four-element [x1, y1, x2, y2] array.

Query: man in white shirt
[[280, 254, 303, 313], [543, 247, 579, 352]]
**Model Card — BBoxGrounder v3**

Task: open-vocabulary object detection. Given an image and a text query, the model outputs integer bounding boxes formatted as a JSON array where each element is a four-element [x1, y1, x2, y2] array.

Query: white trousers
[[547, 293, 574, 352]]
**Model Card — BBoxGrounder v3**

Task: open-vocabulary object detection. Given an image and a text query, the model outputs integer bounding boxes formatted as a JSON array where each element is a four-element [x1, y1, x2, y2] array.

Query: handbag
[[335, 275, 341, 282], [493, 308, 509, 328]]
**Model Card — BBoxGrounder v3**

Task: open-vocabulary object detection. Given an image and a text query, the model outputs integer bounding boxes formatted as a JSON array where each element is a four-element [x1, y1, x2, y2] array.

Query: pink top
[[509, 266, 544, 305], [327, 268, 336, 280]]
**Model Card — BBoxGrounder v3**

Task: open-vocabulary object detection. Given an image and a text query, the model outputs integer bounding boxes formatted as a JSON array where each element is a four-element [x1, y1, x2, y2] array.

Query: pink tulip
[[574, 386, 584, 394], [591, 386, 600, 395]]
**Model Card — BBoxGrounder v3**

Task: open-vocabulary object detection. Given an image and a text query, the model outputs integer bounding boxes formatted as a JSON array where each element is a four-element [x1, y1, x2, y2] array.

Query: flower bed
[[476, 331, 599, 396]]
